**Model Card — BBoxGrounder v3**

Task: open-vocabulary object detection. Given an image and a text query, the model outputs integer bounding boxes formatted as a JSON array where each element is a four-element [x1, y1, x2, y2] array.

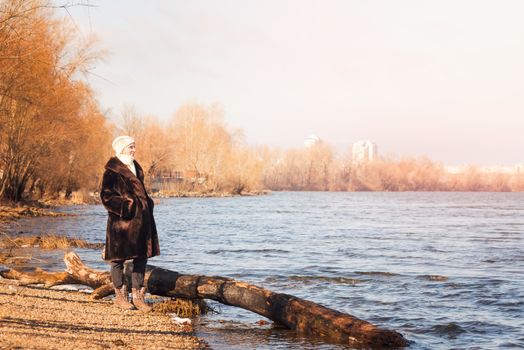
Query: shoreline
[[0, 190, 272, 222], [0, 278, 207, 349], [0, 205, 71, 223], [0, 200, 211, 350]]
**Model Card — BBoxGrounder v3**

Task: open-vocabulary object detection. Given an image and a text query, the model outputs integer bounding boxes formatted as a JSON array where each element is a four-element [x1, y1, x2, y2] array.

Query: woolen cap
[[112, 135, 135, 155]]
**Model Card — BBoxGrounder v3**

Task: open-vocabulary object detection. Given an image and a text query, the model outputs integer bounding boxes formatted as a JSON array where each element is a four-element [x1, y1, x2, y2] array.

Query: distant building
[[352, 140, 378, 163], [304, 134, 321, 148]]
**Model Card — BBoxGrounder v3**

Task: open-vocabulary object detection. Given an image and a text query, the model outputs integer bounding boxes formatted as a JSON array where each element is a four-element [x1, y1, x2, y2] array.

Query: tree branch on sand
[[0, 251, 408, 348]]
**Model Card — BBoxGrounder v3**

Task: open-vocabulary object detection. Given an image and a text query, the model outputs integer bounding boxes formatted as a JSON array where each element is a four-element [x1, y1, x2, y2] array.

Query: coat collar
[[105, 157, 144, 182]]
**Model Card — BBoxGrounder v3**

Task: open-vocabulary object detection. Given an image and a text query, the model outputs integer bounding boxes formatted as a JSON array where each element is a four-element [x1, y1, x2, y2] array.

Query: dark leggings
[[111, 258, 147, 289]]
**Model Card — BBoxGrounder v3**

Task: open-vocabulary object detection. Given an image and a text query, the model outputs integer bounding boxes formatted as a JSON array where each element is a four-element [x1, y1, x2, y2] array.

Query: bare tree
[[0, 0, 107, 202]]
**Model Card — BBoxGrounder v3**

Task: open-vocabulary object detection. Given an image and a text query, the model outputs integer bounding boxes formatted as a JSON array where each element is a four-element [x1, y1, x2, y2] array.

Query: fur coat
[[101, 157, 160, 261]]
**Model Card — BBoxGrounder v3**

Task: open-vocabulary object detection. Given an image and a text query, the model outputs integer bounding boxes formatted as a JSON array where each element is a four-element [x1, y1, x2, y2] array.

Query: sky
[[68, 0, 524, 166]]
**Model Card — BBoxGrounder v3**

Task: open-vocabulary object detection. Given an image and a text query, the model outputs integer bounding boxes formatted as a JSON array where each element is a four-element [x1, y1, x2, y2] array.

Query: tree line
[[117, 103, 263, 196], [262, 148, 524, 192], [0, 0, 110, 202], [1, 0, 522, 204]]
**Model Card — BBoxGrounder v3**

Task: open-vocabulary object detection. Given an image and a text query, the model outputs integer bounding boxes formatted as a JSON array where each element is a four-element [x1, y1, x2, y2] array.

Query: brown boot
[[132, 287, 152, 312], [114, 285, 134, 310]]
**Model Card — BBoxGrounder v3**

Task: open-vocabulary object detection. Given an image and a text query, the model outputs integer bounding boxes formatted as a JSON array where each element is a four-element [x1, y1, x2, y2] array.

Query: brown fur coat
[[100, 157, 160, 261]]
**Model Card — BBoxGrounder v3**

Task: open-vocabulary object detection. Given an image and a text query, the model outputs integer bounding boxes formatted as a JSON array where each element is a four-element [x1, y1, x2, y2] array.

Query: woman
[[100, 135, 160, 311]]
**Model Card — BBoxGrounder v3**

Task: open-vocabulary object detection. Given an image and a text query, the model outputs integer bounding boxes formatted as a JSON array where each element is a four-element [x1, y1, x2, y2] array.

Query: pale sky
[[69, 0, 524, 166]]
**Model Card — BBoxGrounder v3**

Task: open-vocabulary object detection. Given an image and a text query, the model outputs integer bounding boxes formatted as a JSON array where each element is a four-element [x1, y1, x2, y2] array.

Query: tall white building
[[304, 134, 321, 148], [352, 140, 378, 163]]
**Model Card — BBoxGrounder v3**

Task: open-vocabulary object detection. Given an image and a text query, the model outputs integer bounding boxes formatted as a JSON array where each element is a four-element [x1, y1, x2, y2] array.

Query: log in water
[[1, 252, 407, 348]]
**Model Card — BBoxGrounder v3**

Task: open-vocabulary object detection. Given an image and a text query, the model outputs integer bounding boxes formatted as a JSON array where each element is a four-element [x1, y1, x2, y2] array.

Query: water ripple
[[6, 191, 524, 350]]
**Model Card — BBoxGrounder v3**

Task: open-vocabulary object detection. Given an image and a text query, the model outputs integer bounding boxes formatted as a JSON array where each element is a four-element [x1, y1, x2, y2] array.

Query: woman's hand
[[122, 197, 136, 219]]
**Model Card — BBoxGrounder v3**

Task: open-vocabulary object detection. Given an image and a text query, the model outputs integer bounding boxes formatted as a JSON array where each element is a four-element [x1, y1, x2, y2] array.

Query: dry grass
[[153, 298, 210, 318], [0, 233, 102, 250], [0, 205, 69, 222], [0, 233, 103, 265]]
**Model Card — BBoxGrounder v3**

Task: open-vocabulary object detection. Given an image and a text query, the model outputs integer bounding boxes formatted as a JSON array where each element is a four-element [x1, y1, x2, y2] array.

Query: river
[[6, 192, 524, 349]]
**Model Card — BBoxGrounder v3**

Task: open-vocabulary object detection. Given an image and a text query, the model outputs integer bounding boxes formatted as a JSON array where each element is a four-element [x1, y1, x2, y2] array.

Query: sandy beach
[[0, 206, 207, 349], [0, 279, 206, 350]]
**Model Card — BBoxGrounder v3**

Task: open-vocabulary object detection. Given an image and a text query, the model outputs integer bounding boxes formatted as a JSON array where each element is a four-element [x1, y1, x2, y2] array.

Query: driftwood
[[0, 252, 408, 348], [0, 267, 77, 287]]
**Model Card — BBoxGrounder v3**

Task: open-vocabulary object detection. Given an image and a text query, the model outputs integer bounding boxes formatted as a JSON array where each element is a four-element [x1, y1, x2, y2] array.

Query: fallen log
[[0, 267, 76, 287], [0, 252, 407, 348]]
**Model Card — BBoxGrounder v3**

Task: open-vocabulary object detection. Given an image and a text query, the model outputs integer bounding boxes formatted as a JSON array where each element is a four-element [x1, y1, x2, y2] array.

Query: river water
[[5, 192, 524, 349]]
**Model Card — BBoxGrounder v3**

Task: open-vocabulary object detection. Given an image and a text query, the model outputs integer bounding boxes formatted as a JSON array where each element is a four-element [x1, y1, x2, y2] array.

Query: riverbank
[[0, 278, 206, 349], [155, 189, 270, 198], [0, 189, 272, 222], [0, 204, 69, 222]]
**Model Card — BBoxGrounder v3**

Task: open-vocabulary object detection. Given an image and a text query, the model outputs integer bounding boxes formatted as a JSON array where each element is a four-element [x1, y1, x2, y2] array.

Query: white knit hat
[[112, 135, 135, 155]]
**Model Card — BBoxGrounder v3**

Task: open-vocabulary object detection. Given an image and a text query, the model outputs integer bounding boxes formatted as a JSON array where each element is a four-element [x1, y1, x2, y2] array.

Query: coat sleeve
[[100, 170, 135, 219]]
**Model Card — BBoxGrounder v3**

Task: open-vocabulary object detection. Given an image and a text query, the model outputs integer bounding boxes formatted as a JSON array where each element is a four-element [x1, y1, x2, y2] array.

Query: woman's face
[[122, 143, 136, 157]]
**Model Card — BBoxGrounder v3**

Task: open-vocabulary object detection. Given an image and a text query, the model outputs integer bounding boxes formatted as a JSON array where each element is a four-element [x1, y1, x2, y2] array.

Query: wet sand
[[0, 279, 206, 349]]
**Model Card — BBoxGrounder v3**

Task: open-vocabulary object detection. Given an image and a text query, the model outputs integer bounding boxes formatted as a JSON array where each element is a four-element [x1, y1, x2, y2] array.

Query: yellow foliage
[[0, 0, 109, 202]]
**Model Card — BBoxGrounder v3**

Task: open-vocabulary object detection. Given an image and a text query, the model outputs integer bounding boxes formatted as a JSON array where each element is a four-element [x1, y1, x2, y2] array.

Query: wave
[[354, 271, 400, 277], [265, 275, 363, 285], [428, 322, 467, 338], [206, 248, 291, 255], [418, 274, 448, 282]]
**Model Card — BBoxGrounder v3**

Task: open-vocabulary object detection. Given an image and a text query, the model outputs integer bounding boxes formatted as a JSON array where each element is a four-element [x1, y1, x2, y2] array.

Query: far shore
[[0, 189, 271, 222]]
